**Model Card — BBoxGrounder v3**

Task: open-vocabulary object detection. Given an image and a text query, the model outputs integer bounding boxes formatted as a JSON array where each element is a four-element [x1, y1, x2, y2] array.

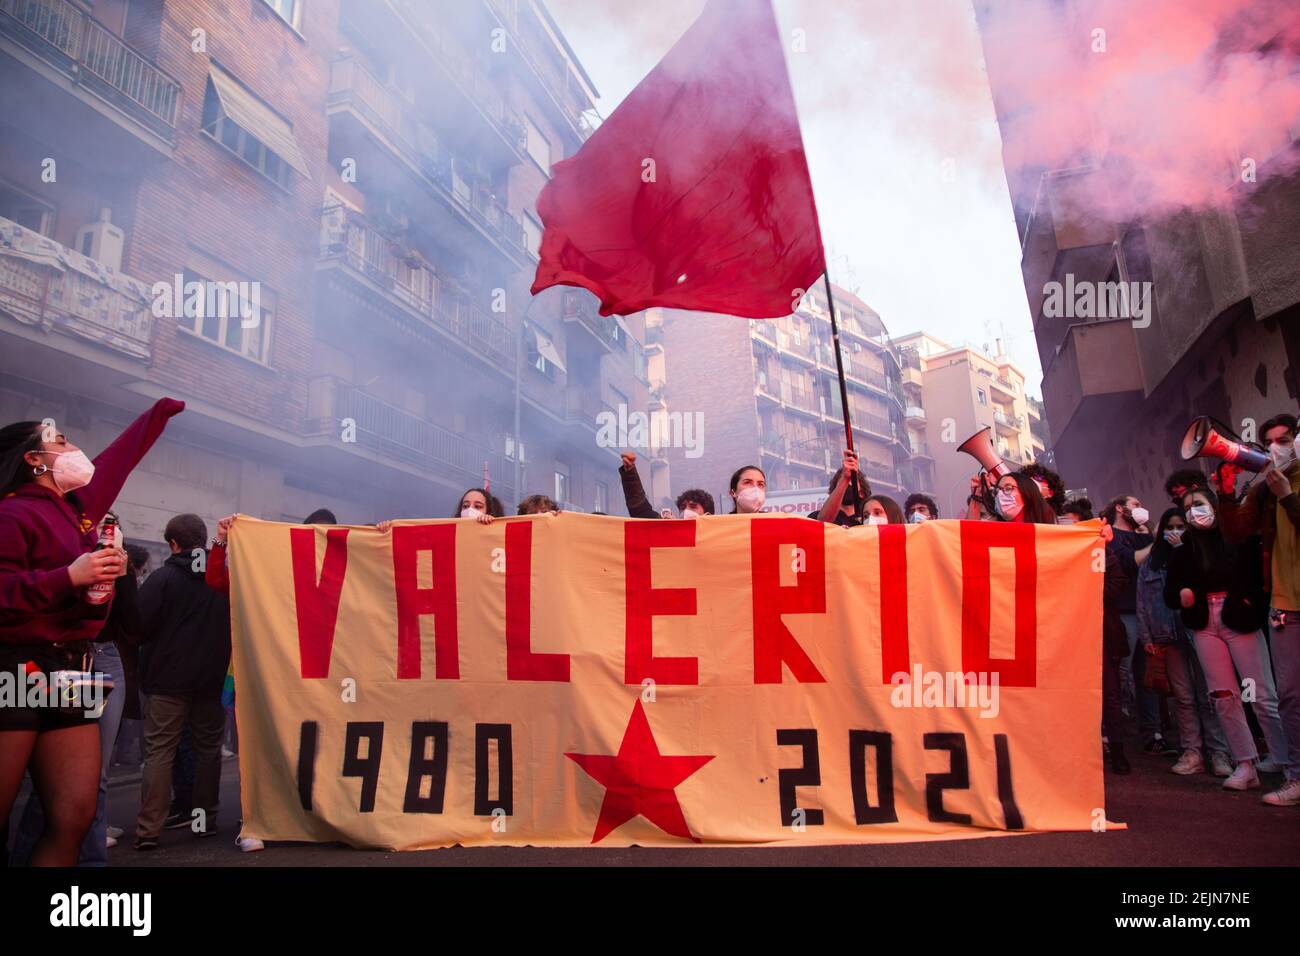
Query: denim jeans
[[1165, 640, 1228, 755], [1271, 610, 1300, 781], [9, 641, 126, 867], [1121, 613, 1162, 738], [1191, 596, 1289, 764]]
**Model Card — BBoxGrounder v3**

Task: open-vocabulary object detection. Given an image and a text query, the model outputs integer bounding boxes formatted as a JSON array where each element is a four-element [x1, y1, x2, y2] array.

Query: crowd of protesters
[[2, 400, 1297, 867]]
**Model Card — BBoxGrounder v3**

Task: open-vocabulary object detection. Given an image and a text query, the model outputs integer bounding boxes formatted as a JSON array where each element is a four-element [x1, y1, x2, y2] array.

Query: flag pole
[[820, 262, 855, 453]]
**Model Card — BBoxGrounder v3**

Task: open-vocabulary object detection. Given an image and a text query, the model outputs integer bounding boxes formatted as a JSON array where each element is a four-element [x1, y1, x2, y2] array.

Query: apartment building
[[973, 0, 1300, 509], [655, 284, 921, 513], [894, 331, 1044, 518], [0, 0, 648, 562]]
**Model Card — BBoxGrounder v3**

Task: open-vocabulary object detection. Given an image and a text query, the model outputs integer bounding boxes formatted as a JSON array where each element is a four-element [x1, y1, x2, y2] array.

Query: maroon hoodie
[[0, 397, 185, 645]]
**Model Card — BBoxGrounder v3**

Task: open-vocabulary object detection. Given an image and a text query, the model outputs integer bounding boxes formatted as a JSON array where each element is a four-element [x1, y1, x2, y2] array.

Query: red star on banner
[[565, 699, 715, 844]]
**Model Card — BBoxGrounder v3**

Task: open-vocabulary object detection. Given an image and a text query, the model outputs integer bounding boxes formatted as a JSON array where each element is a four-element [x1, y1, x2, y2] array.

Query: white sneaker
[[1257, 755, 1283, 773], [237, 836, 265, 853], [1171, 750, 1204, 775], [1223, 763, 1260, 791], [1262, 779, 1300, 806], [106, 825, 124, 839], [106, 835, 117, 848], [221, 747, 236, 758], [1210, 751, 1234, 778]]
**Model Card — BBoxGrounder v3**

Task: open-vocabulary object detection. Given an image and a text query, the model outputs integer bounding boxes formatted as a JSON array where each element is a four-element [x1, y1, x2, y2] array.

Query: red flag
[[529, 0, 825, 319]]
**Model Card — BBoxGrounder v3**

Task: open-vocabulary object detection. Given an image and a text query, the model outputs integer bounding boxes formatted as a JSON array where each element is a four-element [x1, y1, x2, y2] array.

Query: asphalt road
[[95, 747, 1298, 867]]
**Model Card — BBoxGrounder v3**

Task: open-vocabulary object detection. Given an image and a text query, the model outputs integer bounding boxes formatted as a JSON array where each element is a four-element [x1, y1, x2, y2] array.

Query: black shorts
[[0, 641, 102, 733]]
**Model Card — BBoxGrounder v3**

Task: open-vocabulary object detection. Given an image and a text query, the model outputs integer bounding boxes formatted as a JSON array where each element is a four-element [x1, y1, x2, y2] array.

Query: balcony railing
[[319, 204, 515, 369], [0, 0, 181, 139], [564, 385, 612, 426], [560, 289, 618, 350], [760, 431, 787, 458], [0, 215, 153, 359], [780, 382, 818, 413], [328, 55, 525, 256], [993, 409, 1023, 431], [905, 405, 926, 421], [308, 376, 511, 497], [384, 0, 527, 152]]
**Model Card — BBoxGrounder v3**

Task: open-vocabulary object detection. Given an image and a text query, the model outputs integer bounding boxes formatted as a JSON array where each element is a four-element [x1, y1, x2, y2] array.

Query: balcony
[[993, 408, 1023, 434], [317, 204, 515, 371], [910, 440, 935, 461], [862, 460, 898, 486], [0, 214, 153, 360], [789, 440, 826, 468], [560, 289, 619, 352], [901, 365, 923, 389], [759, 431, 787, 459], [1041, 318, 1144, 436], [778, 331, 816, 366], [751, 319, 778, 346], [306, 376, 513, 501], [564, 385, 613, 428], [905, 405, 926, 424], [481, 0, 590, 140], [781, 382, 820, 416], [326, 55, 527, 265], [0, 0, 181, 151], [860, 412, 894, 442], [989, 374, 1017, 402]]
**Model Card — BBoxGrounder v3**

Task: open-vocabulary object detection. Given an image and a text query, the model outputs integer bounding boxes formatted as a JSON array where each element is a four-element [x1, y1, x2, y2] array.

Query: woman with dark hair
[[517, 494, 559, 515], [1019, 462, 1066, 516], [864, 494, 904, 525], [1136, 508, 1231, 777], [814, 449, 869, 526], [458, 487, 504, 523], [985, 472, 1057, 525], [1165, 487, 1290, 791], [727, 465, 766, 514], [0, 398, 184, 865]]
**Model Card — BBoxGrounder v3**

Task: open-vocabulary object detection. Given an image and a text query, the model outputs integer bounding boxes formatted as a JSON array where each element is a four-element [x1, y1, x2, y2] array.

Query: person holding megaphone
[[1212, 413, 1300, 807]]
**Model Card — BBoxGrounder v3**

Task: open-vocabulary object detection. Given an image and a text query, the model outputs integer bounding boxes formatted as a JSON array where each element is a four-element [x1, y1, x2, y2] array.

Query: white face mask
[[908, 511, 929, 523], [1188, 505, 1215, 529], [735, 487, 765, 513], [1270, 442, 1296, 471], [996, 490, 1022, 520], [460, 508, 481, 520], [1130, 507, 1150, 526], [1163, 528, 1184, 547], [867, 514, 888, 525], [38, 449, 95, 494], [681, 509, 700, 519]]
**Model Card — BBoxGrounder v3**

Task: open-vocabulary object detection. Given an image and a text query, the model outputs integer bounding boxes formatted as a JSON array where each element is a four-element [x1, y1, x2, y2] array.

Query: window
[[523, 212, 543, 256], [201, 68, 306, 188], [633, 341, 649, 382], [0, 181, 54, 235], [611, 319, 627, 350], [530, 339, 556, 379], [554, 462, 570, 504], [525, 116, 552, 174], [594, 480, 608, 514], [976, 388, 987, 406], [843, 350, 852, 375], [176, 263, 275, 363], [261, 0, 299, 28]]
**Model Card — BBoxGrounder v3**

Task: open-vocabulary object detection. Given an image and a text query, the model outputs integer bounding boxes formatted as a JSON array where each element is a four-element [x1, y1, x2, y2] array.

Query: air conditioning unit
[[75, 208, 124, 271]]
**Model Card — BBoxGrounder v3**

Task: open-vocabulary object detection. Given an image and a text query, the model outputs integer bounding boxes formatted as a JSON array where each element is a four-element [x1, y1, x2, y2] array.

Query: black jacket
[[1103, 547, 1133, 659], [137, 551, 231, 697], [1163, 532, 1267, 634], [619, 463, 661, 519]]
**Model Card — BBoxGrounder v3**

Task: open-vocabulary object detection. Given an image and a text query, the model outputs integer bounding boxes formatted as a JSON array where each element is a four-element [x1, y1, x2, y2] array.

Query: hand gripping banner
[[228, 513, 1112, 849]]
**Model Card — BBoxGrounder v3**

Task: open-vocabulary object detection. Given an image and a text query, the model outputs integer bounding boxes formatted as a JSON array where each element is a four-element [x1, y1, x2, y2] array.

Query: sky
[[545, 0, 1043, 393]]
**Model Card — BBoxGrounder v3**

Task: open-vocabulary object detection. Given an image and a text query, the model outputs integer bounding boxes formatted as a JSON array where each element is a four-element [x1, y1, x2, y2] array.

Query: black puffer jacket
[[1163, 532, 1267, 634], [137, 551, 231, 697]]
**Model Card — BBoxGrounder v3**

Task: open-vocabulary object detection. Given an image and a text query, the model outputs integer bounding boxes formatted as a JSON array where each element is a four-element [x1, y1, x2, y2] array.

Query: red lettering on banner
[[624, 520, 699, 684], [879, 525, 910, 683], [750, 518, 827, 684], [960, 521, 1037, 686], [290, 527, 350, 679], [393, 524, 459, 680], [506, 522, 570, 681]]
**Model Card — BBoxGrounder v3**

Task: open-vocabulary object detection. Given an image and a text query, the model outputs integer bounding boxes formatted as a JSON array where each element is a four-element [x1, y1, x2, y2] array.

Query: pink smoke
[[978, 0, 1300, 217]]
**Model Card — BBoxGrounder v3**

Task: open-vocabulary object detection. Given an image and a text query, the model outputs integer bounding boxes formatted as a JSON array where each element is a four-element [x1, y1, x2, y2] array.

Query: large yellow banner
[[229, 513, 1109, 849]]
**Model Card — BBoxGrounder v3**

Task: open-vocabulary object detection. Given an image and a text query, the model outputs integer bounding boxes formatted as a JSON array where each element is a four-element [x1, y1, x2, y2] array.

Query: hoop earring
[[32, 463, 48, 476]]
